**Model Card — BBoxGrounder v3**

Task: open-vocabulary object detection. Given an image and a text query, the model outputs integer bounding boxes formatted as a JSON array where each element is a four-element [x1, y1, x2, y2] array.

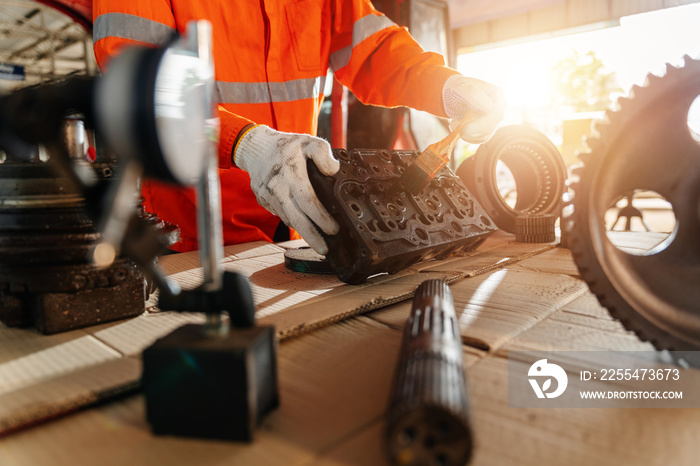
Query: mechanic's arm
[[232, 124, 339, 255], [330, 0, 505, 143]]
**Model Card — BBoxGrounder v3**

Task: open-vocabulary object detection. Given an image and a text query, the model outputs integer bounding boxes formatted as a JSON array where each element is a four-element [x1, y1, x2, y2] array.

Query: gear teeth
[[593, 113, 612, 133], [515, 214, 557, 243], [587, 122, 609, 146], [608, 102, 619, 112], [582, 140, 600, 156], [601, 111, 622, 133], [577, 148, 591, 161], [567, 55, 700, 359], [577, 152, 593, 164], [570, 163, 584, 178], [586, 126, 601, 143]]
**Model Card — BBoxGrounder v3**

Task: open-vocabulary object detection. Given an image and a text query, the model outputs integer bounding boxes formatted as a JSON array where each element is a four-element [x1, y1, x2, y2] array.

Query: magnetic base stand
[[142, 323, 279, 442]]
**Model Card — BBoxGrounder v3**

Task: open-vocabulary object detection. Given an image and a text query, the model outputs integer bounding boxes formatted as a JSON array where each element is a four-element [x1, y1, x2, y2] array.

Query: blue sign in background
[[0, 63, 25, 81]]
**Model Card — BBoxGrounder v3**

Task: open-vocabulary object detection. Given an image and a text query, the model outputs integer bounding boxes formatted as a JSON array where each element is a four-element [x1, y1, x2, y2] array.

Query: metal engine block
[[308, 149, 497, 284]]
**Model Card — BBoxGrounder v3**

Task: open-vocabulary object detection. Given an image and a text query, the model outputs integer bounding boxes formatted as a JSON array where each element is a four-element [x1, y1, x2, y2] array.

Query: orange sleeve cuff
[[217, 105, 255, 170]]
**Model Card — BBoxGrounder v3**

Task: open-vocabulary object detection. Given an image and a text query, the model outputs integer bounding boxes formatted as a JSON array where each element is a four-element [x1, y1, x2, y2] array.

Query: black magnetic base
[[142, 323, 279, 442]]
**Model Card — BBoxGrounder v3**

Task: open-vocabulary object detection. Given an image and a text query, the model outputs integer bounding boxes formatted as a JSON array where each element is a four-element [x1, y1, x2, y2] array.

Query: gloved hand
[[442, 74, 506, 144], [234, 125, 339, 255]]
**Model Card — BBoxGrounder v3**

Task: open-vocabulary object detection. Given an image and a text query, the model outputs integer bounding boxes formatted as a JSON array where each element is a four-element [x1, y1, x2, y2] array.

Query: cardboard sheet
[[2, 291, 698, 466], [0, 233, 553, 436], [2, 231, 699, 466]]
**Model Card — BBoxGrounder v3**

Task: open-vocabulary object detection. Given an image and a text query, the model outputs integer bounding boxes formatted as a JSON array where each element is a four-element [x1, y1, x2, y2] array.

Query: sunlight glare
[[458, 3, 700, 119]]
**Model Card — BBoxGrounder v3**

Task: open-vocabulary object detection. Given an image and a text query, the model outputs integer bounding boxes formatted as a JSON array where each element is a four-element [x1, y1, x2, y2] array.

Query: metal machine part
[[92, 21, 218, 268], [116, 21, 280, 441], [138, 203, 181, 252], [0, 21, 216, 286], [386, 279, 472, 466], [568, 55, 700, 359], [0, 156, 148, 333], [558, 190, 573, 249], [609, 193, 651, 232], [94, 25, 213, 187], [0, 20, 224, 326], [514, 214, 557, 243], [456, 125, 567, 233], [0, 107, 179, 333], [144, 271, 279, 442], [63, 116, 88, 160], [308, 149, 496, 284], [143, 322, 279, 441], [283, 247, 334, 274], [2, 19, 279, 439]]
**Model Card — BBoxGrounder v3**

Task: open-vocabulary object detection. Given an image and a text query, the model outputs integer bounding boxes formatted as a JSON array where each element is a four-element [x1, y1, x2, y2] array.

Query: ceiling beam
[[9, 20, 77, 59], [452, 0, 700, 52], [0, 21, 82, 40]]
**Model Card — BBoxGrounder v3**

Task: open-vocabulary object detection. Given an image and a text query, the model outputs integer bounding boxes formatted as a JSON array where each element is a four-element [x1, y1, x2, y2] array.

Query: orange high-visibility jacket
[[93, 0, 459, 251]]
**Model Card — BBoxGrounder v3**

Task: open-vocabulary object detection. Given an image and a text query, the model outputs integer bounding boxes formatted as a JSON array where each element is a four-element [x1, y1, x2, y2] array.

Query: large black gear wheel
[[568, 55, 700, 360]]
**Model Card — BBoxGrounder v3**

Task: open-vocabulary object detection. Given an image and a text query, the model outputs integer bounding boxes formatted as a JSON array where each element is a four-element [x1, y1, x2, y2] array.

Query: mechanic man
[[93, 0, 505, 255]]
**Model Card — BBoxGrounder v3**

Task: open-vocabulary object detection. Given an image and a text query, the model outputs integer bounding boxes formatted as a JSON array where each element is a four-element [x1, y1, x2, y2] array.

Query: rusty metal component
[[385, 279, 472, 466], [307, 149, 496, 284], [515, 214, 557, 243], [138, 202, 181, 251], [456, 125, 567, 233], [0, 161, 151, 334], [2, 259, 146, 334], [568, 55, 700, 358]]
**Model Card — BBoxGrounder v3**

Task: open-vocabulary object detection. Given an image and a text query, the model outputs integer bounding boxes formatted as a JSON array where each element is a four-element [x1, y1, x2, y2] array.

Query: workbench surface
[[1, 231, 698, 466]]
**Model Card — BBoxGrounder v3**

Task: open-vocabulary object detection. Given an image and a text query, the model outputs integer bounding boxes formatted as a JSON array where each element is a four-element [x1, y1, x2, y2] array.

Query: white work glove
[[442, 74, 506, 144], [234, 125, 340, 255]]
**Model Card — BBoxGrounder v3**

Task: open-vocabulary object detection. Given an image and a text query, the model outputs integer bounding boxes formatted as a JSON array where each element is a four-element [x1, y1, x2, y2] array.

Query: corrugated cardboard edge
[[275, 244, 557, 341], [0, 357, 141, 437]]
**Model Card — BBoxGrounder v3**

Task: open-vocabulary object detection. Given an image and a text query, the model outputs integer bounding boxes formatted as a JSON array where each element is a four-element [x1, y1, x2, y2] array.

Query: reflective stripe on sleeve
[[330, 13, 396, 71], [93, 13, 175, 46], [216, 75, 326, 104]]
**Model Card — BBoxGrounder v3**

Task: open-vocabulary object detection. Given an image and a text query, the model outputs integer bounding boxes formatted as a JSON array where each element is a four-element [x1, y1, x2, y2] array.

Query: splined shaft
[[386, 279, 473, 466]]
